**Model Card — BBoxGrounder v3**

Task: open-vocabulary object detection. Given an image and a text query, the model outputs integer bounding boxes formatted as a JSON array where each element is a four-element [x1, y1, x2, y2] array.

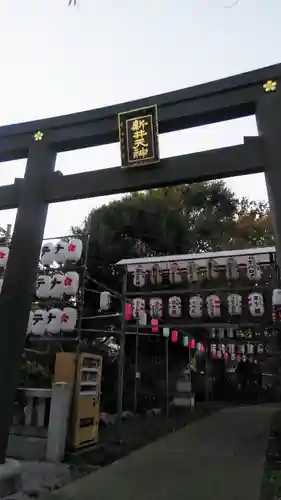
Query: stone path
[[55, 404, 278, 500]]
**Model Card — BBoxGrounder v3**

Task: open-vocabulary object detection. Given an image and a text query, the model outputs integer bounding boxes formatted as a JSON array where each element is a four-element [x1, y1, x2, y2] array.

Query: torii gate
[[0, 64, 280, 462]]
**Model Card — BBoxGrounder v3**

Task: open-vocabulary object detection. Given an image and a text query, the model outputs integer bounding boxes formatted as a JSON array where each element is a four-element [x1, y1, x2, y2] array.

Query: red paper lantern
[[171, 330, 178, 342], [224, 352, 229, 361], [125, 303, 132, 321], [189, 338, 195, 349], [151, 318, 159, 333], [211, 352, 216, 359]]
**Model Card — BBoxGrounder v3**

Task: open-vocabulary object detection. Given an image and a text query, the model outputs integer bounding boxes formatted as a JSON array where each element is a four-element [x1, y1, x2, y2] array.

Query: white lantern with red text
[[206, 294, 221, 318], [149, 298, 163, 318], [64, 271, 79, 296], [49, 273, 65, 299], [248, 292, 264, 316], [54, 240, 68, 265], [189, 295, 203, 318], [47, 308, 63, 334], [0, 247, 9, 268], [168, 296, 182, 318], [227, 293, 242, 316], [132, 298, 145, 319], [40, 242, 55, 266], [36, 275, 51, 299], [32, 309, 48, 335], [133, 265, 145, 288], [61, 307, 78, 332], [66, 238, 83, 262]]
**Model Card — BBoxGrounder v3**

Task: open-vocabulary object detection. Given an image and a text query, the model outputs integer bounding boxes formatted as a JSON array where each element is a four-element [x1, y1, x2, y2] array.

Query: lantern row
[[131, 256, 265, 287], [208, 327, 274, 340], [210, 342, 265, 359], [26, 307, 78, 335], [40, 238, 83, 266], [127, 293, 266, 319], [36, 271, 80, 299]]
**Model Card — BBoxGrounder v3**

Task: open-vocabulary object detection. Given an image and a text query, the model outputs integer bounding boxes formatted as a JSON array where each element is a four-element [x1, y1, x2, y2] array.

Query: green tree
[[73, 181, 245, 290], [72, 181, 274, 412]]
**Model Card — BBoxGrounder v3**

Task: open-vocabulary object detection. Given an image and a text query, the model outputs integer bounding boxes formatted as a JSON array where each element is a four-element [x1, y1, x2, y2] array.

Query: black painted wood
[[0, 140, 56, 463]]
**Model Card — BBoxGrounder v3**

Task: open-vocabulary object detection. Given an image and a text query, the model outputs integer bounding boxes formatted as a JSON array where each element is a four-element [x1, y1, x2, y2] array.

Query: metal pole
[[165, 337, 169, 417], [116, 271, 127, 443], [133, 319, 139, 414]]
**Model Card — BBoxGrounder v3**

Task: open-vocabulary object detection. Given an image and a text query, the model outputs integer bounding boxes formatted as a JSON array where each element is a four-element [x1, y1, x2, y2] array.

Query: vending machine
[[54, 352, 103, 449]]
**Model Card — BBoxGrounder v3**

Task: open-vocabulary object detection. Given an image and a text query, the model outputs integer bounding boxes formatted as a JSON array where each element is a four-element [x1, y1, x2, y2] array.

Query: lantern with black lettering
[[168, 296, 182, 318], [32, 309, 48, 335]]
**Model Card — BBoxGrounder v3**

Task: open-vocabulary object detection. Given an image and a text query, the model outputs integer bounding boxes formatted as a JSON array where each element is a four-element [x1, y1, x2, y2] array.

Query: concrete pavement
[[55, 404, 278, 500]]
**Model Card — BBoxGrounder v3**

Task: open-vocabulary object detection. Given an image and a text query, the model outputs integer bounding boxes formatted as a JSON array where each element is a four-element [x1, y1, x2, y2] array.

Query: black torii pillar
[[0, 139, 56, 463], [256, 89, 281, 265]]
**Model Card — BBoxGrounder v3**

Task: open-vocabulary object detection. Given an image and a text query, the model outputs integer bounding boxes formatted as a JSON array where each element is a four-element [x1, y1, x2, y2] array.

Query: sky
[[0, 0, 280, 238]]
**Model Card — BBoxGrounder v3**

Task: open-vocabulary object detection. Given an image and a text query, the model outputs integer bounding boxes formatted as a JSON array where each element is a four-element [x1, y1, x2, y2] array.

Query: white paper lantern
[[32, 309, 48, 335], [168, 296, 182, 318], [227, 293, 242, 316], [132, 298, 145, 319], [40, 242, 55, 266], [133, 265, 146, 288], [272, 289, 281, 306], [149, 298, 163, 318], [66, 238, 83, 262], [49, 273, 65, 299], [248, 292, 264, 317], [150, 264, 163, 285], [230, 353, 236, 361], [228, 344, 235, 354], [210, 328, 216, 338], [187, 261, 198, 283], [61, 307, 77, 332], [189, 295, 203, 318], [207, 259, 219, 280], [64, 271, 79, 296], [163, 327, 170, 338], [247, 256, 262, 281], [169, 262, 182, 284], [206, 294, 221, 318], [226, 258, 238, 280], [54, 240, 68, 265], [0, 247, 9, 268], [47, 308, 63, 334], [26, 311, 34, 335], [0, 278, 3, 294], [217, 328, 225, 339], [36, 274, 51, 299], [247, 343, 254, 355], [210, 343, 216, 354], [100, 291, 111, 311], [138, 312, 147, 326]]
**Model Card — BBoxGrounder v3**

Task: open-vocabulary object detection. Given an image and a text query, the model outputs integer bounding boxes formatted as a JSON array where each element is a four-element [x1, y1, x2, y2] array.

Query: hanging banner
[[118, 105, 160, 168]]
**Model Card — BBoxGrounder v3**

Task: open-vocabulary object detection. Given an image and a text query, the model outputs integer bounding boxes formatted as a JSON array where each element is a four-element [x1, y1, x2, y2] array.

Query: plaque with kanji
[[118, 105, 160, 168]]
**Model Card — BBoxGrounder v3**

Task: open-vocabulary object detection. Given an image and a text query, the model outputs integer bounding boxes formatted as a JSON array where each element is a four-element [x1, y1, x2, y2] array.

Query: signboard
[[118, 105, 160, 168]]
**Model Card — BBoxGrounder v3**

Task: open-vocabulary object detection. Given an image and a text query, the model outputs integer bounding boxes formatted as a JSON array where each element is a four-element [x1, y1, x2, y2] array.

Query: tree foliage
[[73, 181, 274, 291], [72, 181, 274, 412]]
